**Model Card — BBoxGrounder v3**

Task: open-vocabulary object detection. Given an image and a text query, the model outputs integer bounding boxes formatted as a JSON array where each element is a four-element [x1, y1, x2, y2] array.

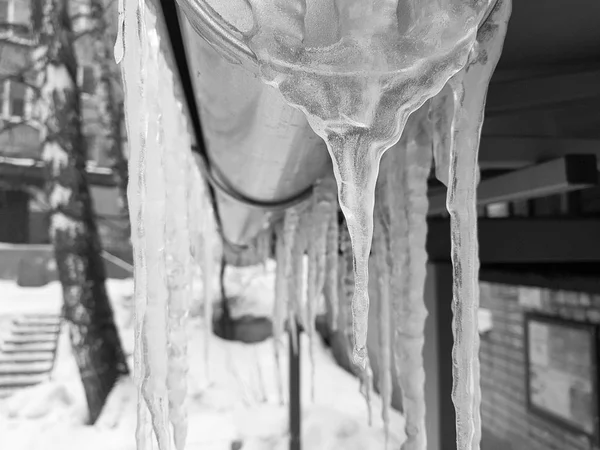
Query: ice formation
[[271, 176, 340, 400], [119, 1, 218, 449], [242, 0, 497, 372], [443, 2, 511, 448], [120, 0, 511, 449]]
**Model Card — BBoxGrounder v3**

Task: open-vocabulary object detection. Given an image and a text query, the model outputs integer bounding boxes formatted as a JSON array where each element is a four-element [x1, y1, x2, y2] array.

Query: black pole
[[289, 322, 301, 450]]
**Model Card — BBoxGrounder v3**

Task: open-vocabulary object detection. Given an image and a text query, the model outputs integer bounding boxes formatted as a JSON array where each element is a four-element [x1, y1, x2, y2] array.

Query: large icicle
[[120, 0, 152, 447], [121, 1, 208, 448], [134, 3, 171, 449], [160, 37, 194, 450], [121, 1, 170, 449], [445, 2, 511, 449]]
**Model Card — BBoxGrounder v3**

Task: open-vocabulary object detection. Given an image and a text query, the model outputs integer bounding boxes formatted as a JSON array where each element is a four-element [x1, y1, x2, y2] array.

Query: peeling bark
[[37, 0, 129, 424]]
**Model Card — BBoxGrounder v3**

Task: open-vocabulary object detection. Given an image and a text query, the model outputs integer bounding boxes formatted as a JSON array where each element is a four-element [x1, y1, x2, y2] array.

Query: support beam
[[424, 263, 455, 450], [428, 155, 598, 216], [486, 70, 600, 115], [478, 137, 600, 170], [427, 218, 600, 263]]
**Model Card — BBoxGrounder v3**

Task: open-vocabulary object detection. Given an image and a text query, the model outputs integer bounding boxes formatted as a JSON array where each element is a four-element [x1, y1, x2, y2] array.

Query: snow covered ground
[[0, 266, 405, 450]]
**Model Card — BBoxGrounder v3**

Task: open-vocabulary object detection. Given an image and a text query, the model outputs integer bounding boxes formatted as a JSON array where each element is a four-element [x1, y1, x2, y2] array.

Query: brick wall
[[480, 281, 600, 450]]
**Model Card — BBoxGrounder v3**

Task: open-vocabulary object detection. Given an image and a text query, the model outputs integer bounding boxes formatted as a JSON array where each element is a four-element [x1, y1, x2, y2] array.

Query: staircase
[[0, 314, 61, 399]]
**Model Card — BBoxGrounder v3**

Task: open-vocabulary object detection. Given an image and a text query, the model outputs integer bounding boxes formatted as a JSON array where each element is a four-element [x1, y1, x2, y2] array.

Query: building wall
[[480, 281, 600, 450], [0, 0, 125, 166]]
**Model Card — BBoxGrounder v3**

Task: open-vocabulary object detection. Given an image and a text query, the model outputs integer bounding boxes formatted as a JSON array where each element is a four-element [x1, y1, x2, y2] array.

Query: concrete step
[[3, 334, 58, 345], [13, 317, 61, 327], [0, 352, 54, 363], [0, 361, 53, 375], [11, 326, 60, 336], [0, 342, 56, 353], [0, 373, 49, 388]]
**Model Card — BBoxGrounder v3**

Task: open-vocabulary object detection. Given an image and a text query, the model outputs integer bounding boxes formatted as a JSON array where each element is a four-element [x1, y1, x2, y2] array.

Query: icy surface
[[444, 2, 511, 449]]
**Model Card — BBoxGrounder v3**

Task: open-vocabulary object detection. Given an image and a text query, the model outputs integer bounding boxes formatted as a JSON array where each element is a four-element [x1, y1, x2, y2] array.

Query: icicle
[[185, 153, 217, 381], [305, 203, 319, 402], [282, 206, 303, 353], [120, 0, 151, 445], [144, 24, 171, 450], [324, 205, 340, 331], [305, 176, 337, 401], [201, 213, 214, 380], [445, 2, 511, 449], [160, 37, 193, 450], [377, 104, 432, 450], [114, 0, 125, 64], [121, 1, 168, 449], [273, 223, 287, 405], [400, 107, 433, 450], [373, 211, 392, 444]]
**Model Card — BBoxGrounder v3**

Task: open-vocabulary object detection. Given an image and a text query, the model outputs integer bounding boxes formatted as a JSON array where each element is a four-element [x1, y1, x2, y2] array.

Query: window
[[0, 0, 10, 23], [0, 82, 5, 117], [0, 0, 32, 37], [78, 65, 96, 96], [8, 81, 25, 117], [0, 80, 29, 119]]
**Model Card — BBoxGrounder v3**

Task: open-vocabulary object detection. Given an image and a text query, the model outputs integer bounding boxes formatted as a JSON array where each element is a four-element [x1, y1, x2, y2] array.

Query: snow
[[0, 272, 405, 450]]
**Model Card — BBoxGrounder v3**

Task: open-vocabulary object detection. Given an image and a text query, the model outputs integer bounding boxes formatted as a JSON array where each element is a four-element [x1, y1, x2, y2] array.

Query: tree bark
[[37, 0, 128, 424]]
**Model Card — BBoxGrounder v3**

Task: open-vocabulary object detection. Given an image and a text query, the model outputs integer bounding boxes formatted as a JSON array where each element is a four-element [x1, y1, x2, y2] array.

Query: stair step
[[0, 342, 56, 353], [20, 313, 59, 318], [3, 335, 58, 345], [0, 352, 54, 363], [13, 317, 61, 327], [0, 373, 49, 388], [11, 326, 60, 336], [0, 361, 53, 375]]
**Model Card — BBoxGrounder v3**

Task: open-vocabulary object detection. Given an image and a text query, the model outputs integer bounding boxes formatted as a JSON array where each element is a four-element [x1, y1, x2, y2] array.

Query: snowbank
[[0, 270, 405, 449]]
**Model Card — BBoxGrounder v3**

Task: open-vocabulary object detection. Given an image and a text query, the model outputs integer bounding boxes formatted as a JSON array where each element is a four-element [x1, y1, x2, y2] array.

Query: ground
[[0, 263, 405, 449]]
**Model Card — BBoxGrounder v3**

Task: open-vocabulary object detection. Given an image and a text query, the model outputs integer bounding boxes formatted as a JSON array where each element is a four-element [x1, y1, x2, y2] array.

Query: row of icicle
[[120, 1, 217, 450], [120, 1, 511, 450]]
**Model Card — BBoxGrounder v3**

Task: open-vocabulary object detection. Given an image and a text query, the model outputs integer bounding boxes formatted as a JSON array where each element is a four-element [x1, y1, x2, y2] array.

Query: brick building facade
[[480, 281, 600, 450]]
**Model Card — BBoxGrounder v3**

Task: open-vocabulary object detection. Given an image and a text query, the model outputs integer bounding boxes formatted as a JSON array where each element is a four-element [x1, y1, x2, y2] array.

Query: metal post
[[289, 322, 301, 450]]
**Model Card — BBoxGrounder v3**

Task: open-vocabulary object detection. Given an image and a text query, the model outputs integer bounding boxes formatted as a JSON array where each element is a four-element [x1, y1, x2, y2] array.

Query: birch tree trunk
[[37, 0, 128, 424]]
